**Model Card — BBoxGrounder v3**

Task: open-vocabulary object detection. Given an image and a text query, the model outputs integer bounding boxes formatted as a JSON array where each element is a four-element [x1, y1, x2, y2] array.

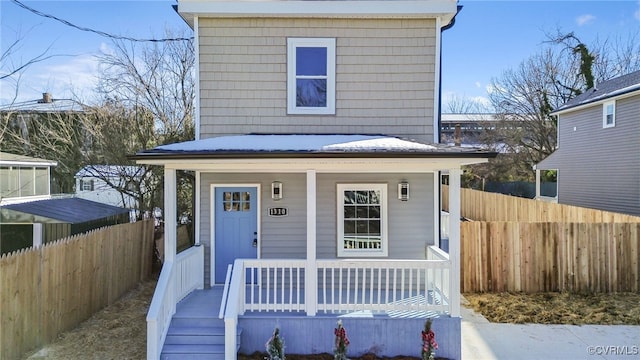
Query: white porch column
[[535, 168, 541, 200], [305, 170, 317, 316], [164, 168, 177, 263], [448, 168, 461, 317]]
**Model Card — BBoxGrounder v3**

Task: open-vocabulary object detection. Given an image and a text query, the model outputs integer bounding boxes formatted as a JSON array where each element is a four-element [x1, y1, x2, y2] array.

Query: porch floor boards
[[174, 286, 447, 320]]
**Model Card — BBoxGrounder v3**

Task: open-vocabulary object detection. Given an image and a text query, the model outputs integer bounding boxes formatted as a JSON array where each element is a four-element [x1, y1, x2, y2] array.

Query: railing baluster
[[369, 267, 374, 306]]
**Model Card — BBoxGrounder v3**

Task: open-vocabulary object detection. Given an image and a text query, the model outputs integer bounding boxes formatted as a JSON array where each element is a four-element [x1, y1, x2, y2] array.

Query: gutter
[[437, 5, 463, 144]]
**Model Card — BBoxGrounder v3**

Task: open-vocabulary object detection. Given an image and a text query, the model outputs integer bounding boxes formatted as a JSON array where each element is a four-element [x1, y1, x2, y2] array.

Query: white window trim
[[336, 183, 388, 257], [603, 100, 615, 128], [287, 38, 336, 115]]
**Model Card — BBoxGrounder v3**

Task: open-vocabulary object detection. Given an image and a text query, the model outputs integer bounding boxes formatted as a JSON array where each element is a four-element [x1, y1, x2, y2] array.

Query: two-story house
[[535, 70, 640, 216], [134, 1, 496, 359]]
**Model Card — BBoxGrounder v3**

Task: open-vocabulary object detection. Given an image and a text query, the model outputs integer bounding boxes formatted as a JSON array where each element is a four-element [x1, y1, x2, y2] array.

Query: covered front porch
[[135, 134, 494, 359], [159, 243, 459, 358]]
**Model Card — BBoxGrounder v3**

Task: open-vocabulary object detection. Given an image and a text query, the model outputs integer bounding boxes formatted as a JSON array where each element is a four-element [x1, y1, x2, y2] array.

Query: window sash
[[337, 184, 388, 257], [287, 38, 336, 115], [603, 101, 615, 128]]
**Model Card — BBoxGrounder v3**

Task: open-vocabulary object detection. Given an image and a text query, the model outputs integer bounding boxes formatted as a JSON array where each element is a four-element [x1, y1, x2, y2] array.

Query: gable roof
[[553, 70, 640, 114], [133, 134, 497, 160], [1, 198, 129, 224]]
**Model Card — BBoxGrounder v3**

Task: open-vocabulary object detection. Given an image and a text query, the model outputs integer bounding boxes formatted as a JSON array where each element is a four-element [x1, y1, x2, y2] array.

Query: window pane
[[356, 206, 368, 218], [344, 220, 356, 235], [344, 206, 355, 218], [232, 192, 240, 201], [369, 190, 380, 204], [355, 191, 369, 204], [369, 206, 380, 218], [242, 192, 250, 201], [344, 191, 356, 204], [296, 47, 327, 76], [224, 192, 232, 201], [296, 79, 326, 107], [242, 202, 251, 211], [368, 220, 380, 235]]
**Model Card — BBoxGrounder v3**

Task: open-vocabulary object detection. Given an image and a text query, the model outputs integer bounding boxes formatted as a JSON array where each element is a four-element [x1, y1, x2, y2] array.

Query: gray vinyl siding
[[199, 172, 435, 285], [198, 18, 436, 143], [554, 94, 640, 216]]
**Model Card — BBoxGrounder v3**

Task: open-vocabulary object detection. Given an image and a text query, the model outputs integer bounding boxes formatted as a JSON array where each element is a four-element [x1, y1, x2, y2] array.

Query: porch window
[[603, 101, 615, 128], [287, 38, 336, 115], [337, 184, 388, 257]]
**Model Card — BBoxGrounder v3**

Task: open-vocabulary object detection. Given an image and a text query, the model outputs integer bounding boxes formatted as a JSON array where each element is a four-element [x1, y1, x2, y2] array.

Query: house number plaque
[[268, 207, 288, 217]]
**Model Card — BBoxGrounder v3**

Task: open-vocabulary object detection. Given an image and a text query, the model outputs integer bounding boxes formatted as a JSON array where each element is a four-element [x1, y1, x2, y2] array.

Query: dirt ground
[[463, 292, 640, 325], [20, 281, 640, 359], [22, 279, 156, 360]]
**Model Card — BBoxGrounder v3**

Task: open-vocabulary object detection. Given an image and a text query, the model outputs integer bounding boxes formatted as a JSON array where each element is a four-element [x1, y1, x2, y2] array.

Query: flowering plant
[[334, 320, 350, 360], [421, 319, 438, 360], [265, 327, 285, 360]]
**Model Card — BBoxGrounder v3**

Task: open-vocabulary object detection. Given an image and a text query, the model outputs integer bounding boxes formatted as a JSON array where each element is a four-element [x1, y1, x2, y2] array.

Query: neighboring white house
[[135, 1, 497, 359], [75, 165, 143, 210], [0, 152, 57, 206]]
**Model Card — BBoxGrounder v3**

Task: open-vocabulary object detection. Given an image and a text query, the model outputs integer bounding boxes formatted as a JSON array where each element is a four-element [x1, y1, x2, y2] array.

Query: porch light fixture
[[272, 181, 283, 200], [398, 181, 409, 201]]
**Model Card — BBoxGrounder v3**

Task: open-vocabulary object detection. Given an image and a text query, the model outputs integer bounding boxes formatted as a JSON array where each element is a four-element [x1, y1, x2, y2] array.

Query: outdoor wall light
[[398, 181, 409, 201], [272, 181, 283, 200]]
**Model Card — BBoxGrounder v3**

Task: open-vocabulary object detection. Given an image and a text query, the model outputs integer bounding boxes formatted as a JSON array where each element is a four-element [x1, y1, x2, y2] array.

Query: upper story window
[[336, 184, 388, 257], [287, 38, 336, 115], [80, 179, 94, 191], [603, 101, 615, 128]]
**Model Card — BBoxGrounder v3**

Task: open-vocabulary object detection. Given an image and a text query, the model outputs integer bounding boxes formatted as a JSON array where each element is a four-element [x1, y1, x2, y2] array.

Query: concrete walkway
[[460, 299, 640, 360]]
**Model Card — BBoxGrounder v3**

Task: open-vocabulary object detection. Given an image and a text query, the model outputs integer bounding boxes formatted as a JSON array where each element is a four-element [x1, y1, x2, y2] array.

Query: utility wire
[[11, 0, 193, 42]]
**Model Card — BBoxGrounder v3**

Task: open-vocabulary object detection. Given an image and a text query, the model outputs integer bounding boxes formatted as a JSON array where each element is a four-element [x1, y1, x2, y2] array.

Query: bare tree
[[479, 29, 640, 183], [95, 30, 195, 144], [88, 31, 196, 219]]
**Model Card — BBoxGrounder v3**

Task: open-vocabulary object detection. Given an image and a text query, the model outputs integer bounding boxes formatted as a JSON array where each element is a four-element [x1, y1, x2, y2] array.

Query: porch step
[[165, 326, 242, 345], [160, 344, 225, 360], [161, 320, 242, 359]]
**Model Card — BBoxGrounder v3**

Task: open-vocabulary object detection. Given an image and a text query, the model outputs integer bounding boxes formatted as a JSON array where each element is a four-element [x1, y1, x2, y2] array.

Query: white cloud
[[635, 1, 640, 21], [474, 81, 482, 88], [20, 54, 100, 103], [576, 14, 596, 26]]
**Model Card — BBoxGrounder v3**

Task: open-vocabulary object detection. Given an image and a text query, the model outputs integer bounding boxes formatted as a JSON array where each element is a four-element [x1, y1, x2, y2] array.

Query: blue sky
[[1, 0, 639, 107]]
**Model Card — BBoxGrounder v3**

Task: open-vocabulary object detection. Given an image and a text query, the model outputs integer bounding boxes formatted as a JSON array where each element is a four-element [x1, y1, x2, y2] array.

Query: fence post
[[33, 223, 43, 248]]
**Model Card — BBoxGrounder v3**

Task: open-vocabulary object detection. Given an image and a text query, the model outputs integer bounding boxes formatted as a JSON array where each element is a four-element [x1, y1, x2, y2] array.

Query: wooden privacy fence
[[442, 185, 640, 223], [0, 220, 154, 360], [442, 186, 640, 293], [460, 222, 640, 293]]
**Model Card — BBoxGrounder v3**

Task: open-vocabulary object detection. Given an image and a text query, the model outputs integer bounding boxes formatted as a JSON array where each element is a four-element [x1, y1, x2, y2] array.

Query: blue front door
[[214, 187, 258, 284]]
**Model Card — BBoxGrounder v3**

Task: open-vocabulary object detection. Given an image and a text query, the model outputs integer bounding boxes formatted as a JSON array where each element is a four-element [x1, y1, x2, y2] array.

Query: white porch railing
[[147, 245, 204, 360], [222, 250, 451, 359]]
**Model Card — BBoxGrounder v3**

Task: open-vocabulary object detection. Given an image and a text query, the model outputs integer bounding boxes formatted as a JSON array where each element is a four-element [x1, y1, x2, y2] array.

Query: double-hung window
[[337, 184, 388, 257], [603, 101, 615, 128], [287, 38, 336, 115]]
